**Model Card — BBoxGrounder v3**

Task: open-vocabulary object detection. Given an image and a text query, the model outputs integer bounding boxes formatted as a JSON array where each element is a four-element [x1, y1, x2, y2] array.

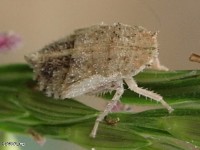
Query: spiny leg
[[90, 81, 124, 138], [124, 78, 174, 113]]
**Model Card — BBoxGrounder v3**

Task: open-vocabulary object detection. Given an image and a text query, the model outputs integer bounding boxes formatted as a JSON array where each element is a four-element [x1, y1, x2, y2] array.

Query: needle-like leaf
[[0, 64, 200, 149]]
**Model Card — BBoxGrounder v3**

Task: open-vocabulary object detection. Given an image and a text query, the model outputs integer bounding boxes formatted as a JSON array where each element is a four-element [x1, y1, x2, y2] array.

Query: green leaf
[[69, 122, 149, 150]]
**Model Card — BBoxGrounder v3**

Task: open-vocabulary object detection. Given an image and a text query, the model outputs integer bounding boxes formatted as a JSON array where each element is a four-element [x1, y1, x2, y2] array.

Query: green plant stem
[[0, 64, 200, 150]]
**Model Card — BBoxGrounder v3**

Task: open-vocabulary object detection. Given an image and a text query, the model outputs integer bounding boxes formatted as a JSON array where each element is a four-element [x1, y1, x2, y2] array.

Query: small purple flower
[[111, 101, 132, 112], [0, 31, 22, 52]]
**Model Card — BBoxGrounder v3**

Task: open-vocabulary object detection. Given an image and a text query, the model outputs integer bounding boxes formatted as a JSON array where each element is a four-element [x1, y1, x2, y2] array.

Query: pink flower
[[111, 101, 132, 112], [0, 31, 22, 52]]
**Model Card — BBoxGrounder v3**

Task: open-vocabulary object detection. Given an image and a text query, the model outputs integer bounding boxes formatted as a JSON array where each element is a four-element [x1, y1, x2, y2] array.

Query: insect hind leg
[[124, 77, 174, 113], [150, 57, 169, 71], [90, 80, 124, 138]]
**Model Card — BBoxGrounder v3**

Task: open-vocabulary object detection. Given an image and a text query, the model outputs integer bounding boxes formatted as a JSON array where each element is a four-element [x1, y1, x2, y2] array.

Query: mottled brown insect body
[[25, 23, 173, 138], [25, 23, 157, 98]]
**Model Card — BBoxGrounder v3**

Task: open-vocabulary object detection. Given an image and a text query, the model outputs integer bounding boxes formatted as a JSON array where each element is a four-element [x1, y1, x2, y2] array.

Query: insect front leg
[[124, 77, 174, 113], [90, 80, 124, 138]]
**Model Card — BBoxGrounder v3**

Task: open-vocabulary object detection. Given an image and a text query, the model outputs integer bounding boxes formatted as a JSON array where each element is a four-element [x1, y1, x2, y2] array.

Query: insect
[[104, 116, 120, 126], [25, 23, 174, 138]]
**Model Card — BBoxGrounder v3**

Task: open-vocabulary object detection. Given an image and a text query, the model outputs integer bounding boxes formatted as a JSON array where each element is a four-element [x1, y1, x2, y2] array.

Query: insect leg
[[90, 81, 124, 138], [124, 77, 174, 113], [150, 57, 169, 71]]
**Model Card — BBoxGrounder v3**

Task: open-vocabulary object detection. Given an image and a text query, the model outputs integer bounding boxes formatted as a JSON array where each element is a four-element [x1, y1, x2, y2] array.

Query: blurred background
[[0, 0, 200, 149], [0, 0, 200, 69]]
